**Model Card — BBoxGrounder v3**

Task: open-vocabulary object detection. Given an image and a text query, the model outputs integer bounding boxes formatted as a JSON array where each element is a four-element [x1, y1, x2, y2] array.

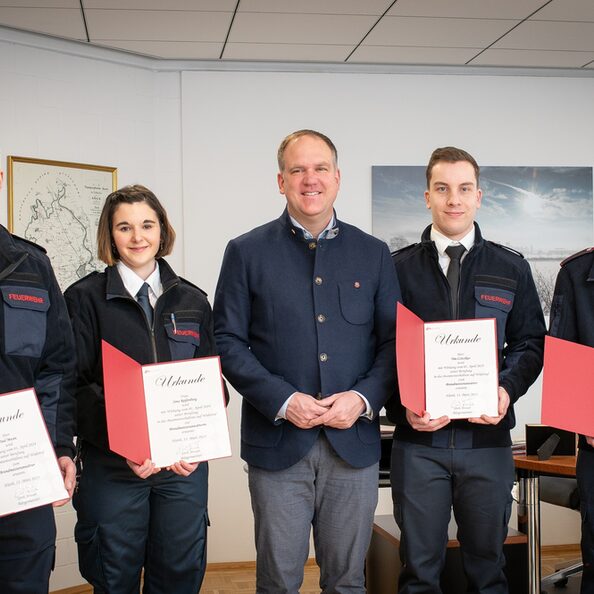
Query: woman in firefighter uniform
[[65, 185, 216, 594]]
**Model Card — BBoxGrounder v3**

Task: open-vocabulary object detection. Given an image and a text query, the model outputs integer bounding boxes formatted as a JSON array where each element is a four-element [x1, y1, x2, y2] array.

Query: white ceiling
[[0, 0, 593, 69]]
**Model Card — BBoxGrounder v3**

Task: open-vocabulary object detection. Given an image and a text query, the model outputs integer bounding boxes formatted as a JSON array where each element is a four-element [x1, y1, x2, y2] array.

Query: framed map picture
[[7, 156, 117, 290]]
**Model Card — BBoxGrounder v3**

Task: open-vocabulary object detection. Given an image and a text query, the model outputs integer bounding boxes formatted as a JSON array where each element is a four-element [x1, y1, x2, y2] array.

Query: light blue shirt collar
[[289, 214, 338, 240]]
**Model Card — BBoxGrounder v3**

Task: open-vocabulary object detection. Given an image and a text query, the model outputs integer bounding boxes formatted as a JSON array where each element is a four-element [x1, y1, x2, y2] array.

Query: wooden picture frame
[[8, 156, 117, 289]]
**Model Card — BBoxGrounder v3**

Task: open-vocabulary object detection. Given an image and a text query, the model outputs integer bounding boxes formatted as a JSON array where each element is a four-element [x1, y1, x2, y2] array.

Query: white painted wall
[[0, 26, 592, 591]]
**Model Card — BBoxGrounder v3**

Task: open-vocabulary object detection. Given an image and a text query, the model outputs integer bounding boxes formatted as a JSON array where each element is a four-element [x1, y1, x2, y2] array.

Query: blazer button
[[317, 314, 326, 323], [314, 276, 323, 285], [308, 242, 317, 250], [319, 353, 328, 362]]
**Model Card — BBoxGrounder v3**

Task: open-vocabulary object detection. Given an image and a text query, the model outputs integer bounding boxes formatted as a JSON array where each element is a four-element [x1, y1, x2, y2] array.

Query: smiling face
[[111, 201, 161, 279], [425, 160, 482, 240], [277, 134, 340, 238]]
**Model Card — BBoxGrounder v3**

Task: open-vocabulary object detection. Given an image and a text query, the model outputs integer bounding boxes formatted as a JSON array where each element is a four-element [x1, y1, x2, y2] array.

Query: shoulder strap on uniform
[[391, 242, 418, 258], [560, 247, 594, 267], [179, 276, 208, 297], [10, 233, 47, 254], [486, 241, 524, 258]]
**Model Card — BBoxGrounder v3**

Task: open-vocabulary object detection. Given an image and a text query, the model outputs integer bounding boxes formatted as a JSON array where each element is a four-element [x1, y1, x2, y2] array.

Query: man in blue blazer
[[214, 130, 400, 594]]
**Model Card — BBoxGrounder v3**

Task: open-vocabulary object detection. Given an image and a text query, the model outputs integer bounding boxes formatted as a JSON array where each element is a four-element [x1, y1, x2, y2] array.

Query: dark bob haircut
[[97, 184, 176, 266]]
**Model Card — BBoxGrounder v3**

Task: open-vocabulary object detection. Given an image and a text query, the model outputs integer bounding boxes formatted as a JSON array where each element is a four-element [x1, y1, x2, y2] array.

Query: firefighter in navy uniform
[[0, 162, 76, 594], [65, 185, 216, 594], [550, 247, 594, 594], [387, 146, 545, 594]]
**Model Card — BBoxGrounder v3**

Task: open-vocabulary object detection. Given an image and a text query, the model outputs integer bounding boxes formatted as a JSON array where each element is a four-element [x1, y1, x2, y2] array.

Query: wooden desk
[[514, 455, 577, 594]]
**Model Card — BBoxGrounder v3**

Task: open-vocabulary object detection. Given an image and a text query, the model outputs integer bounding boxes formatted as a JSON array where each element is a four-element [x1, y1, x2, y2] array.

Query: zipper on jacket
[[130, 282, 176, 363], [148, 283, 177, 362], [454, 259, 464, 320], [130, 296, 158, 362]]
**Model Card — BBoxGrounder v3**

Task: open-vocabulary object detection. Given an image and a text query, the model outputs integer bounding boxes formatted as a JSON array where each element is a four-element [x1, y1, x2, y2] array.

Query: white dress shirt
[[116, 260, 163, 307], [430, 225, 475, 275]]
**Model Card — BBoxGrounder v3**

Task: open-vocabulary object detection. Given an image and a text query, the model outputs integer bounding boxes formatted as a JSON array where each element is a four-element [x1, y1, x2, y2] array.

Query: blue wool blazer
[[214, 209, 401, 471]]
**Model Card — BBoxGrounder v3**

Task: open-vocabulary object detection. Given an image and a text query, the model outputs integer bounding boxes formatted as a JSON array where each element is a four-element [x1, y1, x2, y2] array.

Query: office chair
[[539, 477, 582, 588]]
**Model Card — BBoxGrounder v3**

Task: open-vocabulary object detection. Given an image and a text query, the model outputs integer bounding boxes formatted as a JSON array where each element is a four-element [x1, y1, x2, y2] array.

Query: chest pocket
[[338, 279, 374, 325], [474, 286, 515, 349], [2, 286, 50, 357], [163, 310, 203, 361]]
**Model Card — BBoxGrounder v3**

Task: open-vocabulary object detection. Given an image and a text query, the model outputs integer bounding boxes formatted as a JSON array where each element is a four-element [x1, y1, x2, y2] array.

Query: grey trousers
[[248, 434, 379, 594]]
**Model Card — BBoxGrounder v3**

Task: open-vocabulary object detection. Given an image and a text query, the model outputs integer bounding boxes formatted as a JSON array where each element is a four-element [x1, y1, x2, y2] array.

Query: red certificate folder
[[102, 341, 150, 464], [542, 335, 594, 436], [396, 302, 498, 419], [396, 302, 426, 416], [102, 341, 230, 466]]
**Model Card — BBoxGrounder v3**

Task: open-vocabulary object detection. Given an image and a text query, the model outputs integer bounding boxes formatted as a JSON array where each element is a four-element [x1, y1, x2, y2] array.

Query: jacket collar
[[420, 222, 484, 252], [106, 257, 179, 300]]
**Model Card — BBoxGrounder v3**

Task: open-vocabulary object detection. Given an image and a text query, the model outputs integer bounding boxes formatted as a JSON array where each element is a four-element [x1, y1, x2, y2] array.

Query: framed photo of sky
[[372, 165, 593, 314]]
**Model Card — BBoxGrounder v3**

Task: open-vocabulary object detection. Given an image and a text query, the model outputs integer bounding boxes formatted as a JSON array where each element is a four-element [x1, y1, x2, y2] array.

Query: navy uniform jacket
[[387, 223, 545, 448], [549, 248, 594, 452], [0, 224, 75, 558], [0, 225, 75, 456], [214, 209, 401, 471], [64, 259, 219, 453]]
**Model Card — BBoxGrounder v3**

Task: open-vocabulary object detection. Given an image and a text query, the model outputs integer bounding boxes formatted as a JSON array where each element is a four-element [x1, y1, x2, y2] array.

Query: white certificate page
[[142, 358, 231, 467], [424, 319, 498, 419], [0, 389, 68, 517]]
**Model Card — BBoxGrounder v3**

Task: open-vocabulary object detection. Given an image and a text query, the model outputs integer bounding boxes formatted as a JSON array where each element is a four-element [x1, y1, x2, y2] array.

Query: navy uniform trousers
[[0, 506, 56, 594], [391, 441, 514, 594], [74, 444, 208, 594]]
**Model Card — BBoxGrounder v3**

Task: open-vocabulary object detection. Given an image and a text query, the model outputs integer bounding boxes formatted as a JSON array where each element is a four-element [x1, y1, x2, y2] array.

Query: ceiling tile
[[229, 12, 376, 44], [1, 0, 593, 68], [84, 0, 237, 10], [387, 0, 545, 19], [85, 9, 231, 41], [471, 48, 594, 68], [223, 42, 352, 61], [0, 7, 85, 39], [349, 45, 478, 64], [494, 21, 594, 51], [533, 0, 594, 22], [94, 39, 223, 59], [239, 0, 390, 15], [365, 16, 514, 48], [0, 1, 77, 6]]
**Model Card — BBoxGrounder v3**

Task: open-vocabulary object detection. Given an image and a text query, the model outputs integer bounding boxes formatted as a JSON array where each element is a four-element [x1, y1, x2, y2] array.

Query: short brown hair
[[426, 146, 480, 188], [277, 129, 338, 171], [97, 184, 176, 266]]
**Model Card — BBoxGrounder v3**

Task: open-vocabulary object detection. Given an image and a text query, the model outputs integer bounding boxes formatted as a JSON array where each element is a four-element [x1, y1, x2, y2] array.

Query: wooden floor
[[201, 561, 320, 594], [541, 544, 582, 577], [202, 546, 584, 592], [53, 545, 583, 594]]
